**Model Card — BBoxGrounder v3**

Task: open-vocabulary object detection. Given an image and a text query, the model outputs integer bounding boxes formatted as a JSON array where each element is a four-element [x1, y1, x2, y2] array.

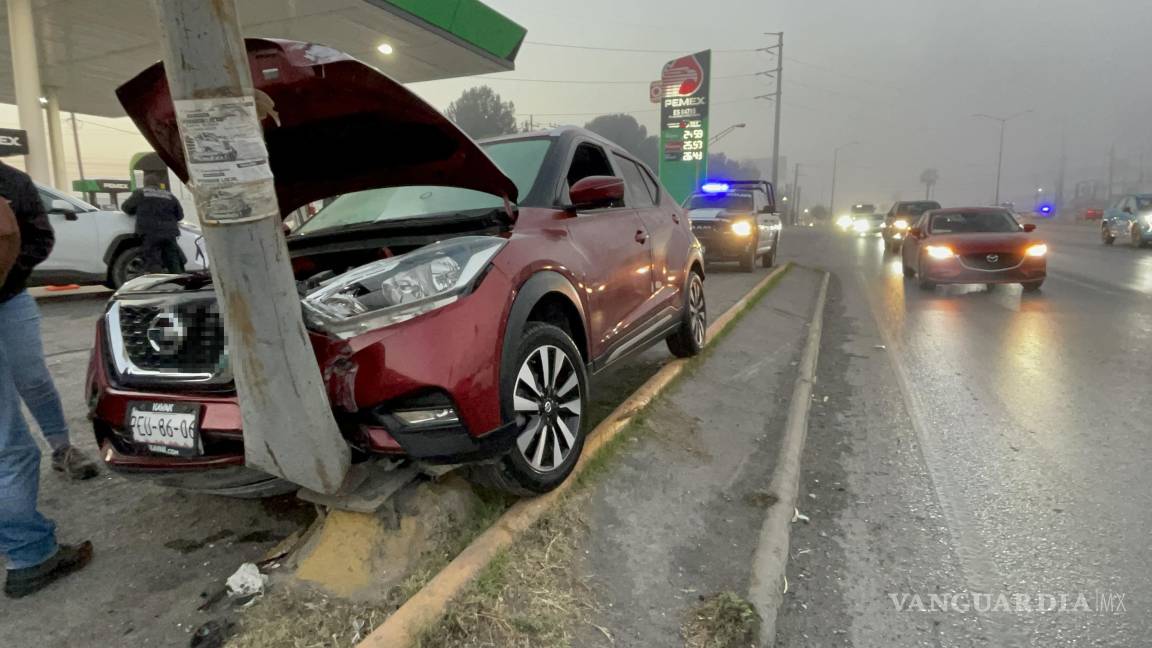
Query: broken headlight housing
[[303, 236, 506, 338]]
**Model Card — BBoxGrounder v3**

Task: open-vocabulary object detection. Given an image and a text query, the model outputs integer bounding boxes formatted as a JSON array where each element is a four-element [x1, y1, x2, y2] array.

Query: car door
[[614, 153, 683, 315], [36, 187, 102, 275], [561, 143, 654, 360]]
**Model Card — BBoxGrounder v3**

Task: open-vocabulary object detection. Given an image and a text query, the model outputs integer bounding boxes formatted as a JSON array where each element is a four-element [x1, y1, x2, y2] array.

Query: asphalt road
[[0, 259, 775, 647], [777, 223, 1150, 647]]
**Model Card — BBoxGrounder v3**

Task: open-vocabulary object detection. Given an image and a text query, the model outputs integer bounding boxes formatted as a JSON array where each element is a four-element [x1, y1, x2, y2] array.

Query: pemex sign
[[655, 50, 711, 204]]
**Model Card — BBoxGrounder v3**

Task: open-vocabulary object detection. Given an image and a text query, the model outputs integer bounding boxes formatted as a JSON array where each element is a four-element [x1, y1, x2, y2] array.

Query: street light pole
[[150, 0, 349, 494], [974, 110, 1032, 205], [829, 141, 857, 217], [710, 123, 746, 145], [767, 32, 784, 194]]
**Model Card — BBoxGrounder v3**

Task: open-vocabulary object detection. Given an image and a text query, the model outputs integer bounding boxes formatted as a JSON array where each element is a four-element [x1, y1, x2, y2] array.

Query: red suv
[[87, 39, 706, 497]]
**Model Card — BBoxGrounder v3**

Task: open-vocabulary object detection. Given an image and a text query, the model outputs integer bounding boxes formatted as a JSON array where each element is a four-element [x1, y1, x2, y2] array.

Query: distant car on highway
[[901, 207, 1047, 292], [685, 180, 781, 271], [1100, 193, 1152, 248], [883, 200, 939, 252], [837, 203, 877, 233], [31, 183, 205, 288]]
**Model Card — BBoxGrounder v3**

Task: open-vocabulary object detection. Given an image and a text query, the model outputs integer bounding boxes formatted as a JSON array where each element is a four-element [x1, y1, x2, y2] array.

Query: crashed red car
[[901, 207, 1047, 292], [87, 39, 706, 497]]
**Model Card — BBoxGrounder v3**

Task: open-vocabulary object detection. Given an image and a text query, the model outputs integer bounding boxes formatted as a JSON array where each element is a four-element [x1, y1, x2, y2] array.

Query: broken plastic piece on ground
[[791, 508, 811, 523], [225, 562, 267, 599]]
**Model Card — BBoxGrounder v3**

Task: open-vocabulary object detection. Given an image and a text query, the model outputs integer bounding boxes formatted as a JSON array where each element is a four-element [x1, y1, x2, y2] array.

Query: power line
[[73, 118, 141, 137], [523, 40, 763, 54]]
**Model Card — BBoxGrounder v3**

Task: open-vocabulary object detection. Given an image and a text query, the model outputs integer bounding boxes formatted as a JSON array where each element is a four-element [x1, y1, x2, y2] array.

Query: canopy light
[[377, 43, 394, 55]]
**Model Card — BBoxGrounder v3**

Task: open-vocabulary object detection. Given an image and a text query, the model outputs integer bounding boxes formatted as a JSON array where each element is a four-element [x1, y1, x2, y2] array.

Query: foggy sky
[[411, 0, 1152, 211]]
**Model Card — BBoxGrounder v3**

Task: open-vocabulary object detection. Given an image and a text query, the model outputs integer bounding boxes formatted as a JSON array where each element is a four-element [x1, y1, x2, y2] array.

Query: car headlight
[[853, 219, 870, 232], [1143, 214, 1152, 226], [731, 220, 754, 237], [924, 245, 954, 260], [1025, 243, 1048, 257], [836, 215, 853, 228], [303, 236, 506, 338], [893, 219, 909, 230]]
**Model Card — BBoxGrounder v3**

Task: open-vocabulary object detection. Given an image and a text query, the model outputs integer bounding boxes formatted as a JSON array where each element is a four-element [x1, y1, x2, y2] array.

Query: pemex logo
[[661, 54, 705, 97]]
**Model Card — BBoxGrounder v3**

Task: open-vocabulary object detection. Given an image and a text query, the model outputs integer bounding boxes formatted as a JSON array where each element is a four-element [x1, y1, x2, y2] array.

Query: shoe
[[51, 445, 100, 481], [4, 542, 94, 598]]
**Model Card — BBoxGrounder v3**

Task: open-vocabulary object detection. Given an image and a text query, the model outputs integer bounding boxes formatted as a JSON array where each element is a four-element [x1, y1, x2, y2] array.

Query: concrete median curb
[[357, 263, 794, 648], [747, 271, 830, 646]]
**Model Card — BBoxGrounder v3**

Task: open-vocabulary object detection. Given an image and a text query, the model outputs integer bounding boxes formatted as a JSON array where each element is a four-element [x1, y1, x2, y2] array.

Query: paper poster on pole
[[174, 97, 277, 223]]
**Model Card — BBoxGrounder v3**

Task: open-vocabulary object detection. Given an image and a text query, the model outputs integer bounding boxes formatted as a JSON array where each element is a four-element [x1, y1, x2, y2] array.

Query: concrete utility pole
[[151, 0, 349, 494], [1107, 143, 1116, 200], [69, 113, 85, 181], [791, 162, 801, 224], [829, 141, 857, 217], [767, 32, 784, 194]]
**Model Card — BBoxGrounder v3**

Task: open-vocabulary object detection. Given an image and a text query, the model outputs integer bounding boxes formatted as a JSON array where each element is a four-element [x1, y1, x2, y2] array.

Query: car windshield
[[1136, 197, 1152, 210], [852, 205, 875, 214], [930, 211, 1019, 233], [686, 192, 755, 211], [897, 202, 939, 216], [296, 138, 551, 235]]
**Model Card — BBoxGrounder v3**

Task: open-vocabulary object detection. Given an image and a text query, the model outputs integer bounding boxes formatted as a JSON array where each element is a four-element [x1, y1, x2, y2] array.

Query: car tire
[[1022, 280, 1044, 293], [738, 239, 756, 272], [760, 240, 777, 268], [666, 270, 707, 358], [470, 322, 588, 496], [108, 245, 146, 288], [1101, 226, 1115, 246], [902, 265, 915, 278], [1132, 226, 1148, 249]]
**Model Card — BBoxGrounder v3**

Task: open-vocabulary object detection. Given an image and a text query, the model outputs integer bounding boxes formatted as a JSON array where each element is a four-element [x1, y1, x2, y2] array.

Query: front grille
[[961, 252, 1022, 270], [109, 295, 231, 387]]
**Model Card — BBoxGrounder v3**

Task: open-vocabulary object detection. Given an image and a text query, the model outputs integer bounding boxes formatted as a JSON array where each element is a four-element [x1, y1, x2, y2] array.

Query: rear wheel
[[1022, 280, 1044, 293], [666, 271, 707, 358], [1101, 225, 1115, 246], [471, 323, 588, 496]]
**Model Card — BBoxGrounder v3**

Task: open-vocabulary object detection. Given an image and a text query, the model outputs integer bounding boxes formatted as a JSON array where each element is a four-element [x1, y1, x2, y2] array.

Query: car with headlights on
[[1100, 193, 1152, 248], [883, 200, 939, 252], [684, 180, 780, 271], [837, 203, 878, 234], [901, 207, 1047, 292], [86, 39, 706, 497]]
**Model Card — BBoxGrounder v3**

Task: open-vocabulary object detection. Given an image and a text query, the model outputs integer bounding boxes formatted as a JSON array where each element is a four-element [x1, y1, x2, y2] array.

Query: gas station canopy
[[0, 0, 525, 117]]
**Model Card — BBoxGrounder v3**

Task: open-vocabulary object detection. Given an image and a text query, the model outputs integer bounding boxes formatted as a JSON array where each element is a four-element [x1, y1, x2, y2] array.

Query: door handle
[[635, 230, 648, 244]]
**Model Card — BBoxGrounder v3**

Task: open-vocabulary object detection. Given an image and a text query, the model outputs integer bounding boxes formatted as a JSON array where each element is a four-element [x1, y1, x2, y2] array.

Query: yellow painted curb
[[358, 263, 793, 648]]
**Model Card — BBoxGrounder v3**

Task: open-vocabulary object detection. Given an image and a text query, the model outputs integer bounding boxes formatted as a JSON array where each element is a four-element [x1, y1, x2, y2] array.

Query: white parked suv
[[31, 184, 205, 288]]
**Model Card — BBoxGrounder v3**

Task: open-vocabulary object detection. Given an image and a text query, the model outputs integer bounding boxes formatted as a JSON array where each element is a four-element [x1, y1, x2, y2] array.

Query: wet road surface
[[777, 224, 1149, 647]]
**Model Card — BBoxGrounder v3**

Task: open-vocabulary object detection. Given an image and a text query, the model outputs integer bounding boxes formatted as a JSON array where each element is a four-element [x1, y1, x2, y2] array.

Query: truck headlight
[[893, 219, 909, 230], [303, 236, 506, 338], [731, 220, 754, 237]]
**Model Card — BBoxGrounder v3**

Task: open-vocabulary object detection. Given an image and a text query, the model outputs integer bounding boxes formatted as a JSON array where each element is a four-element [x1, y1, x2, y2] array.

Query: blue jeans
[[0, 295, 58, 569], [0, 291, 70, 448]]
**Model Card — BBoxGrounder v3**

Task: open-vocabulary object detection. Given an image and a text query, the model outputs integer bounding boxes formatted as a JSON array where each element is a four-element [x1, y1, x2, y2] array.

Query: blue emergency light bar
[[701, 182, 731, 194]]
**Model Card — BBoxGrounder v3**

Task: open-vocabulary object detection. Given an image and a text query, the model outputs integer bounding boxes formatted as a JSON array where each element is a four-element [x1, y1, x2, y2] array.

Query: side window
[[566, 143, 615, 189], [613, 154, 655, 208], [638, 166, 661, 204], [37, 189, 54, 212]]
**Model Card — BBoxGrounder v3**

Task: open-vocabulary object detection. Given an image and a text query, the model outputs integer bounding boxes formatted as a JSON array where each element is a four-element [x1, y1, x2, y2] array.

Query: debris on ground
[[226, 563, 268, 601], [190, 619, 235, 648], [682, 592, 761, 648], [792, 508, 811, 524]]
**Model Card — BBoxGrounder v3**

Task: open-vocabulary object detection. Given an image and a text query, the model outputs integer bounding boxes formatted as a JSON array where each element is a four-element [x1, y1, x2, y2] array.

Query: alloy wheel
[[688, 275, 707, 348], [513, 345, 582, 473]]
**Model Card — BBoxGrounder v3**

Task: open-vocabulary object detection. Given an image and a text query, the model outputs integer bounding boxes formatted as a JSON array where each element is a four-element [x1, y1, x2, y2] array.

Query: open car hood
[[116, 39, 518, 217]]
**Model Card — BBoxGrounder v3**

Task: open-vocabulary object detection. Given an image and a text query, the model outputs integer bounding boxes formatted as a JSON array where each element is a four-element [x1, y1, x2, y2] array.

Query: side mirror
[[569, 176, 625, 211], [49, 199, 78, 220], [909, 226, 922, 238], [1022, 223, 1037, 232]]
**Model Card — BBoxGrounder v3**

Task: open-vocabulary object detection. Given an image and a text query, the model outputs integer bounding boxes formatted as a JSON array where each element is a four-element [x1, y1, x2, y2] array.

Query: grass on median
[[682, 592, 761, 648]]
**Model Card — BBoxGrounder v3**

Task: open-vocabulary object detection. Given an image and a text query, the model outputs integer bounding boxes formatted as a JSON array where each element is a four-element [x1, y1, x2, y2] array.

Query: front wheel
[[108, 245, 146, 288], [471, 323, 588, 496], [1022, 280, 1044, 293], [1132, 227, 1148, 249], [666, 271, 707, 358], [760, 239, 777, 268], [1101, 226, 1115, 246]]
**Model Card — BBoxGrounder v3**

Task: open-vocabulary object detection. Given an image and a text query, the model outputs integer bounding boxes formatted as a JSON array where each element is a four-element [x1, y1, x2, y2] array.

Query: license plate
[[127, 401, 202, 457]]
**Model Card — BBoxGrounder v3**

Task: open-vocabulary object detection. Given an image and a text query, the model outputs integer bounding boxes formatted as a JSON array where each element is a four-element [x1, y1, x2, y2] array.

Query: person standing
[[0, 161, 93, 597], [122, 180, 186, 274]]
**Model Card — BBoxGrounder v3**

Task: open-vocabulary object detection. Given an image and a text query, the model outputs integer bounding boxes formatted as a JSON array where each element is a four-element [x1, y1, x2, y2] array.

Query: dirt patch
[[415, 493, 595, 648], [682, 592, 761, 648]]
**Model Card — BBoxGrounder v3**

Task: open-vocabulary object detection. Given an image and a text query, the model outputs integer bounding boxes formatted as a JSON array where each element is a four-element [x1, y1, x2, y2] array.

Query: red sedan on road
[[87, 39, 706, 497], [901, 207, 1047, 292]]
